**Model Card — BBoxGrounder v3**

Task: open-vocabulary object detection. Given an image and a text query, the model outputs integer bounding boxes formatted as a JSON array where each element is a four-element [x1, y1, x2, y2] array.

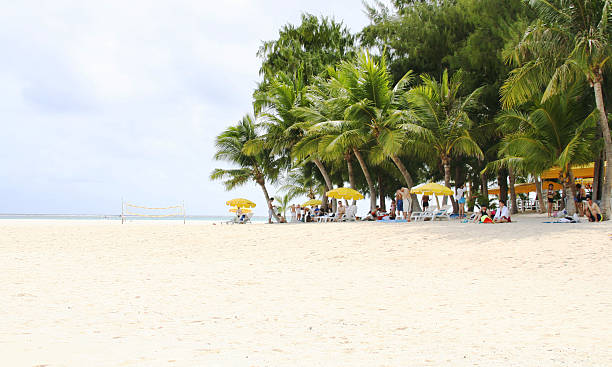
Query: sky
[[0, 1, 375, 216]]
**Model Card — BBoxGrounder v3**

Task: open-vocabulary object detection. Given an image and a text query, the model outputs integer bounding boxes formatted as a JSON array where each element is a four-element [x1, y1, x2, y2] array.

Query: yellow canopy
[[410, 183, 453, 196], [489, 181, 563, 195], [303, 199, 322, 207], [225, 198, 256, 208], [541, 163, 605, 179], [229, 207, 251, 213], [326, 187, 364, 200]]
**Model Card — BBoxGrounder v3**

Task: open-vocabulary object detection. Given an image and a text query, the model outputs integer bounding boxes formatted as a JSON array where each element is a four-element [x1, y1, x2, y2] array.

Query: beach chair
[[432, 207, 452, 221], [225, 216, 240, 224], [411, 207, 433, 221], [340, 206, 357, 222], [242, 213, 254, 224]]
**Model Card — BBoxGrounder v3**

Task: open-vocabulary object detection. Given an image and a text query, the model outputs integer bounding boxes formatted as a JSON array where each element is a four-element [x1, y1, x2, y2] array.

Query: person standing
[[455, 184, 466, 218], [268, 197, 276, 224], [575, 183, 586, 217], [422, 194, 430, 211], [400, 187, 411, 221], [546, 183, 555, 217], [395, 190, 403, 218]]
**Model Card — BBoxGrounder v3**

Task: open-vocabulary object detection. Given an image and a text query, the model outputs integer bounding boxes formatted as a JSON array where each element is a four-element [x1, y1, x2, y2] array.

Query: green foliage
[[257, 14, 356, 88], [493, 85, 598, 176], [501, 0, 612, 107]]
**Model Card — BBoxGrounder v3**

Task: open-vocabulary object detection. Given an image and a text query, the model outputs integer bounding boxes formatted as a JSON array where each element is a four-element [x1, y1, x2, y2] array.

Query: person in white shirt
[[493, 200, 511, 223], [400, 187, 411, 221], [455, 184, 466, 218]]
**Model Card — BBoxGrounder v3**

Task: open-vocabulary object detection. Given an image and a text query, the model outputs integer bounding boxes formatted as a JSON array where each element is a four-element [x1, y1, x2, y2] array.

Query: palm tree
[[275, 193, 295, 219], [253, 71, 336, 210], [293, 74, 379, 211], [494, 86, 599, 214], [501, 0, 612, 216], [334, 51, 422, 211], [278, 167, 325, 201], [210, 114, 281, 222], [404, 69, 484, 209]]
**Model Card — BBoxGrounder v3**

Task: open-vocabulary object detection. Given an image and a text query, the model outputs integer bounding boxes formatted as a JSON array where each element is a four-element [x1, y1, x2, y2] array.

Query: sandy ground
[[1, 215, 611, 366]]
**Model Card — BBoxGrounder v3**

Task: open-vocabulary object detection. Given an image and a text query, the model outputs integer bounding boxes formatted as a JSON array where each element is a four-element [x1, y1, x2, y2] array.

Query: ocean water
[[0, 214, 268, 223]]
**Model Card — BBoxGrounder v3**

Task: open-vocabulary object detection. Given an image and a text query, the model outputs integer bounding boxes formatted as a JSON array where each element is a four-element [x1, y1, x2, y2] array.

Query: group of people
[[285, 201, 355, 223], [472, 200, 511, 223], [546, 183, 602, 222], [265, 181, 604, 224]]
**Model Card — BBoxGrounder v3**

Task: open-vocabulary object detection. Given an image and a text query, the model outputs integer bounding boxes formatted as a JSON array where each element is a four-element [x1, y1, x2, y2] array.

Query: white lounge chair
[[340, 205, 357, 222], [410, 208, 433, 221], [242, 213, 254, 224], [225, 216, 240, 224], [432, 207, 452, 221]]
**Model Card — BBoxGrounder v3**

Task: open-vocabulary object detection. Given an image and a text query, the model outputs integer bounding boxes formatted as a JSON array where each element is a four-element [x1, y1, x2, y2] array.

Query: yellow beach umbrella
[[225, 198, 256, 208], [410, 183, 453, 196], [303, 199, 322, 207], [229, 207, 251, 213], [326, 187, 364, 200]]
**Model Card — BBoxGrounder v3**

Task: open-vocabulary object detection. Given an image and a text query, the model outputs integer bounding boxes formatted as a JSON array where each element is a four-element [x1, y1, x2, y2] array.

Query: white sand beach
[[1, 216, 611, 366]]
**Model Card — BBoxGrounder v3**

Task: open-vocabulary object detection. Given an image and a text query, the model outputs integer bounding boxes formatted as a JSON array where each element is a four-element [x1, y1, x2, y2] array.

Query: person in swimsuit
[[422, 194, 429, 211], [395, 190, 403, 218], [546, 183, 555, 217], [455, 184, 466, 218]]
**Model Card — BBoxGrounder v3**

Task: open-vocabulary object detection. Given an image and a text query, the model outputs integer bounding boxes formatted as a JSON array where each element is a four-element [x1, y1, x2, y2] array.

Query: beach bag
[[481, 215, 493, 223]]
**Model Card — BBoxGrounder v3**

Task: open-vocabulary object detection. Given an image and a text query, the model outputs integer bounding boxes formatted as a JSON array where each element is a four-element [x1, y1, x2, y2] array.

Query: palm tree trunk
[[508, 167, 518, 214], [378, 175, 386, 211], [593, 152, 603, 200], [391, 154, 421, 212], [313, 158, 335, 212], [442, 157, 456, 210], [498, 169, 509, 203], [257, 180, 281, 223], [536, 177, 546, 214], [346, 152, 356, 189], [353, 148, 377, 211], [480, 172, 489, 198], [593, 80, 611, 218], [346, 152, 357, 206]]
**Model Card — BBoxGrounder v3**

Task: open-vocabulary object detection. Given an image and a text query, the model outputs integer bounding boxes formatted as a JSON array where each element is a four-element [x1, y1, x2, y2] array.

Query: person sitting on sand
[[364, 206, 380, 221], [585, 195, 602, 222], [471, 205, 485, 223], [493, 200, 511, 223]]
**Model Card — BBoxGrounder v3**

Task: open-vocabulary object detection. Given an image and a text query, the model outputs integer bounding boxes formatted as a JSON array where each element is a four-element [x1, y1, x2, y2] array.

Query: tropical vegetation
[[212, 0, 612, 219]]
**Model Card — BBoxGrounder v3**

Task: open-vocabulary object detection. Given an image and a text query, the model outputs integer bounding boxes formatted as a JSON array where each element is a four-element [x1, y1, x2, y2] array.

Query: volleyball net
[[122, 201, 186, 223]]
